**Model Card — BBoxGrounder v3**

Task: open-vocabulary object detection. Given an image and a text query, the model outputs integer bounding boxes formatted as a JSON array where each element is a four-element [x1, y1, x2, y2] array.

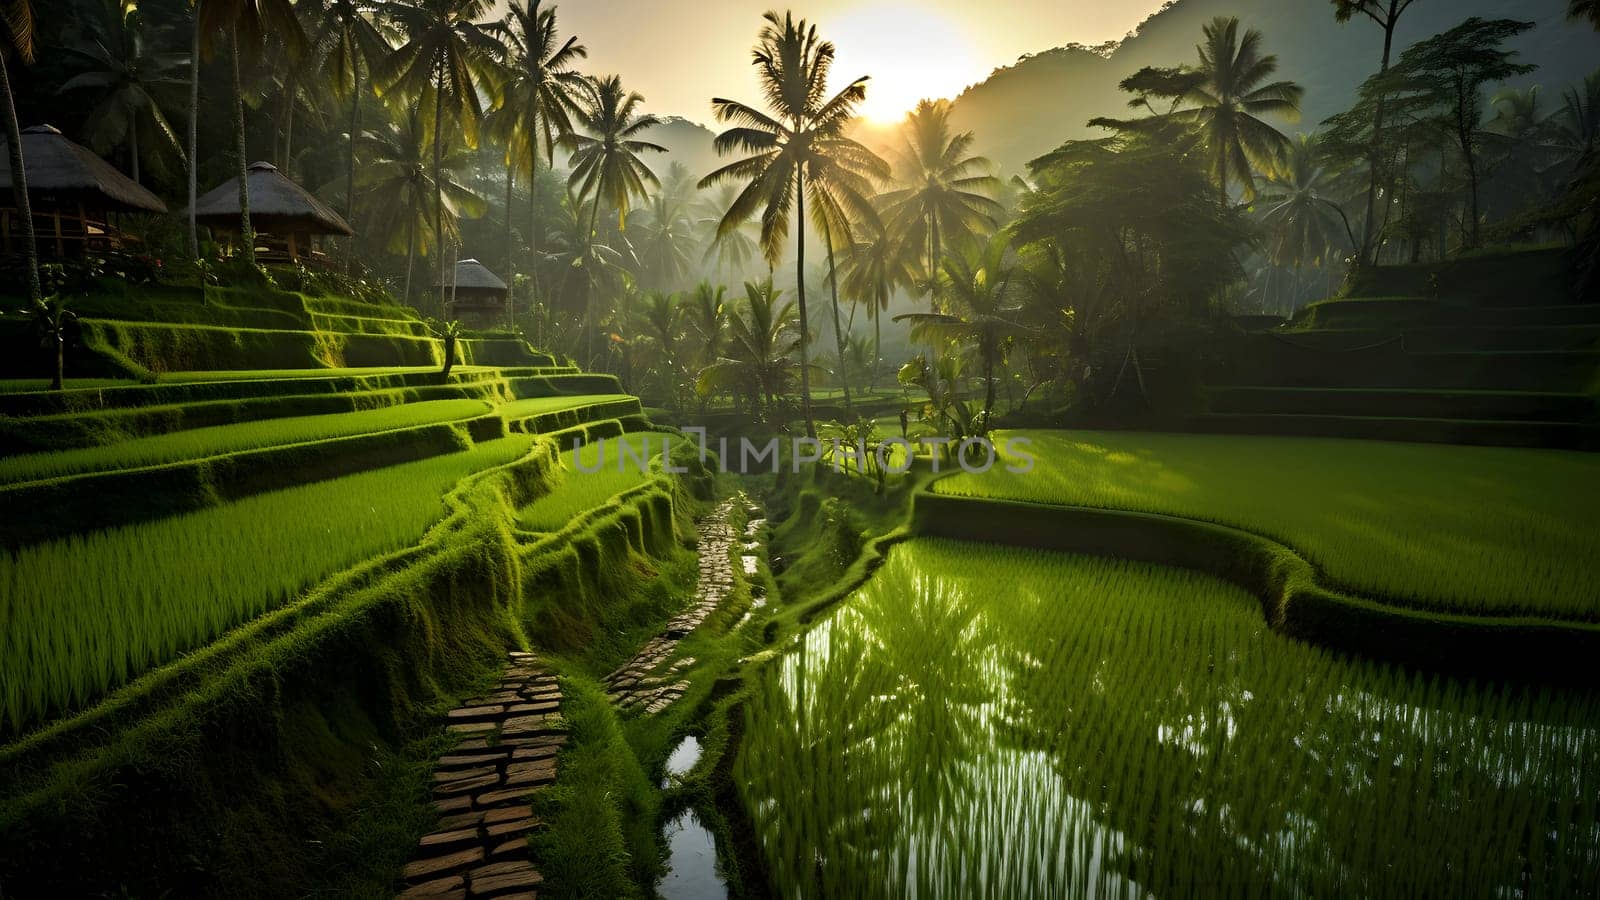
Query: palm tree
[[696, 183, 760, 276], [1485, 85, 1559, 203], [840, 214, 916, 391], [1179, 16, 1303, 204], [683, 280, 727, 371], [878, 99, 1002, 308], [306, 0, 390, 270], [59, 0, 189, 185], [540, 189, 626, 347], [197, 0, 307, 266], [1332, 1, 1422, 267], [491, 0, 586, 320], [1572, 0, 1600, 29], [24, 296, 77, 390], [699, 279, 802, 421], [895, 233, 1028, 435], [633, 185, 697, 289], [1257, 134, 1353, 313], [1552, 70, 1600, 173], [699, 10, 886, 438], [1, 0, 40, 301], [565, 73, 665, 364], [637, 289, 684, 405], [355, 107, 486, 303], [376, 0, 501, 309]]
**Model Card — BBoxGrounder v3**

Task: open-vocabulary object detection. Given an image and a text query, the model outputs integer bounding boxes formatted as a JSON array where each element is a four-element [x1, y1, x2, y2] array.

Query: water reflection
[[658, 809, 727, 900], [737, 541, 1600, 899]]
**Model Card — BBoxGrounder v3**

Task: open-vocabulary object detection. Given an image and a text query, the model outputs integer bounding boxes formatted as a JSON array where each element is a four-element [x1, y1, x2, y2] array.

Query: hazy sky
[[494, 1, 1168, 124]]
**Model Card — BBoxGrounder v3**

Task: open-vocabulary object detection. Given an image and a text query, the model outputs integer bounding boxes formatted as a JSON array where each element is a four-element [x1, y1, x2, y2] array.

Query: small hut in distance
[[0, 125, 168, 256], [192, 161, 352, 265], [436, 258, 510, 328]]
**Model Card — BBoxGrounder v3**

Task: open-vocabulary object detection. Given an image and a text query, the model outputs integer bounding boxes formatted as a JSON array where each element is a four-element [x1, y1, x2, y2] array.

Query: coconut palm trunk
[[433, 58, 445, 314], [1359, 26, 1396, 267], [527, 105, 540, 332], [344, 57, 360, 274], [504, 160, 514, 327], [404, 210, 417, 303], [0, 48, 40, 302], [871, 289, 883, 391], [981, 334, 997, 435], [794, 167, 815, 438], [822, 216, 852, 414], [187, 10, 200, 258], [584, 192, 601, 366], [231, 25, 255, 265]]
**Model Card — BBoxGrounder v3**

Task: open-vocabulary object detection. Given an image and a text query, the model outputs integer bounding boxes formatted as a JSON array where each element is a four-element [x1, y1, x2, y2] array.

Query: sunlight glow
[[828, 4, 983, 125]]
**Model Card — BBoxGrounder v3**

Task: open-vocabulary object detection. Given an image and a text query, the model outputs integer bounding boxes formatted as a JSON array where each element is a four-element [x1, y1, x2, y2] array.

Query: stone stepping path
[[396, 650, 567, 899], [605, 498, 742, 713]]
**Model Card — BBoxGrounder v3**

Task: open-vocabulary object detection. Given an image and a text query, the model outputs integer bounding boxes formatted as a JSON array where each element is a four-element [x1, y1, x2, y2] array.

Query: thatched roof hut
[[0, 125, 167, 255], [436, 258, 509, 326], [192, 161, 352, 263]]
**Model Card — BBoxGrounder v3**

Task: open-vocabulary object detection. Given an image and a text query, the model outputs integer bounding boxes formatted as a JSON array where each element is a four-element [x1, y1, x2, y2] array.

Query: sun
[[827, 4, 983, 126]]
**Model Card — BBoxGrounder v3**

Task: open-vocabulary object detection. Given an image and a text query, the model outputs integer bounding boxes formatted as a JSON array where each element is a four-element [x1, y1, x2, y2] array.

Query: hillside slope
[[950, 0, 1600, 175]]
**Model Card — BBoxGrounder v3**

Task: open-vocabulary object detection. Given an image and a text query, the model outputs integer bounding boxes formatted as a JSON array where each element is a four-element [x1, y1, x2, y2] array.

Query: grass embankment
[[519, 434, 675, 532], [0, 416, 702, 896], [739, 539, 1600, 898], [0, 398, 491, 483], [0, 435, 534, 730], [934, 429, 1600, 620]]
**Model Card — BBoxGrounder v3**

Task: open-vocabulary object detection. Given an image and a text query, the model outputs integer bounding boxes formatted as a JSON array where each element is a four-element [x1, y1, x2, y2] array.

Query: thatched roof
[[192, 161, 353, 236], [0, 125, 167, 214], [436, 258, 508, 293]]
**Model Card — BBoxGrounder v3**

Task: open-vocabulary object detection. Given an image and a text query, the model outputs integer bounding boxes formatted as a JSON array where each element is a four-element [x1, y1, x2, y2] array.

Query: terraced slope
[[0, 362, 659, 729], [1203, 250, 1600, 448], [934, 429, 1600, 620]]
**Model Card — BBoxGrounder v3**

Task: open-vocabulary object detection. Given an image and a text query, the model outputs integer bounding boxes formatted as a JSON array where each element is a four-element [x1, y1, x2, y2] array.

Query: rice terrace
[[1, 0, 1599, 897]]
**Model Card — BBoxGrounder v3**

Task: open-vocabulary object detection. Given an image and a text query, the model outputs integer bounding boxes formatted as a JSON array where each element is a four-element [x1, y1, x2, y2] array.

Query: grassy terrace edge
[[0, 415, 699, 895], [911, 487, 1600, 682]]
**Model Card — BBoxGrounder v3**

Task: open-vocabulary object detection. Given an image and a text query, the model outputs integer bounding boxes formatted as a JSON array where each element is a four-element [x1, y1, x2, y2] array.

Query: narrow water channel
[[657, 735, 727, 898]]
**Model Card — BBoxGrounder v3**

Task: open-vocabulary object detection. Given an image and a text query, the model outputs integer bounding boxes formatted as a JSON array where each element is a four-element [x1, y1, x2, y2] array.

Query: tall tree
[[377, 0, 501, 309], [565, 73, 665, 364], [683, 280, 727, 373], [59, 0, 189, 185], [895, 233, 1028, 435], [698, 278, 801, 421], [1257, 134, 1354, 313], [355, 107, 485, 303], [491, 0, 586, 324], [1183, 17, 1303, 205], [1572, 0, 1600, 30], [840, 214, 916, 391], [878, 99, 1002, 309], [307, 0, 390, 272], [1332, 0, 1421, 266], [699, 10, 886, 438], [198, 0, 307, 266], [1552, 69, 1600, 172], [696, 183, 760, 276], [1380, 17, 1535, 249], [1, 0, 39, 301]]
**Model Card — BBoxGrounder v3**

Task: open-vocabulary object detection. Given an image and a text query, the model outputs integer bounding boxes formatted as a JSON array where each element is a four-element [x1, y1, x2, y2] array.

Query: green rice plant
[[0, 435, 534, 731], [517, 433, 675, 532], [496, 394, 638, 421], [738, 540, 1600, 899], [0, 399, 492, 484], [935, 430, 1600, 619]]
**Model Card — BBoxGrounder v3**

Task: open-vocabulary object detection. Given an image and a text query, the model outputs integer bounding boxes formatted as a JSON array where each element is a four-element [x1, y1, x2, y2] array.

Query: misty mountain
[[948, 0, 1600, 177], [647, 116, 722, 185]]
